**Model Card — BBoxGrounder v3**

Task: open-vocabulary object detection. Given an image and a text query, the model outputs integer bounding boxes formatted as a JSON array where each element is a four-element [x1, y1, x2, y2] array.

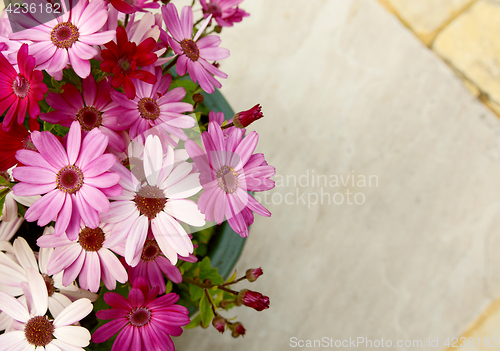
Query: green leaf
[[199, 292, 214, 328], [53, 124, 70, 137], [225, 269, 237, 285], [0, 175, 11, 188], [62, 68, 81, 89], [165, 280, 173, 294], [198, 257, 224, 285], [0, 188, 10, 199], [213, 290, 224, 306], [170, 78, 198, 93], [0, 193, 6, 218], [180, 261, 192, 271], [192, 227, 215, 244], [16, 202, 26, 218], [43, 121, 69, 137], [43, 121, 55, 133], [189, 284, 204, 301], [38, 99, 51, 114], [195, 243, 207, 257], [184, 314, 202, 329]]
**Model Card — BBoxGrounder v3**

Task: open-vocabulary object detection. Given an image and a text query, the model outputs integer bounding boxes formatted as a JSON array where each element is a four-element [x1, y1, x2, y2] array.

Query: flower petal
[[53, 325, 91, 347], [53, 298, 93, 328]]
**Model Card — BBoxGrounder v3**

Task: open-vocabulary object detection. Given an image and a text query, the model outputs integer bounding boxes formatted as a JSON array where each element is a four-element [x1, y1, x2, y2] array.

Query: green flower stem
[[193, 17, 205, 27], [220, 276, 246, 286], [162, 56, 179, 75], [204, 289, 218, 315], [221, 122, 234, 130], [183, 276, 239, 295]]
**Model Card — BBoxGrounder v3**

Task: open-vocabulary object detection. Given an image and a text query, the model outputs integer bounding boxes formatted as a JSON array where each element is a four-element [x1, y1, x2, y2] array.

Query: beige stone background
[[174, 0, 500, 350]]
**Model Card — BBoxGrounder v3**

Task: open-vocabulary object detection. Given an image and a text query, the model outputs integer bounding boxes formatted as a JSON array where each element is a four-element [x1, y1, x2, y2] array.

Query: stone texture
[[173, 0, 500, 350], [447, 296, 500, 351], [379, 0, 475, 45], [433, 0, 500, 108], [485, 99, 500, 116]]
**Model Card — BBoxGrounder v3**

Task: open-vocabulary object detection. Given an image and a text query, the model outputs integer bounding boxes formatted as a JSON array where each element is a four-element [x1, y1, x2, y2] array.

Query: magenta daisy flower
[[12, 121, 122, 240], [0, 44, 47, 131], [122, 238, 183, 293], [185, 121, 276, 237], [92, 277, 190, 350], [109, 0, 159, 14], [109, 66, 194, 141], [37, 222, 128, 293], [9, 0, 116, 79], [161, 3, 230, 93], [40, 75, 127, 152], [101, 135, 204, 266], [0, 267, 93, 350], [113, 231, 197, 294], [200, 0, 249, 27]]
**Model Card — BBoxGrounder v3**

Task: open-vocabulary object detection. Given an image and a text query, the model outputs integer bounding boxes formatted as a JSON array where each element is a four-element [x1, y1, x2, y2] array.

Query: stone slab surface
[[447, 295, 500, 351], [379, 0, 474, 44], [433, 0, 500, 108], [173, 0, 500, 350]]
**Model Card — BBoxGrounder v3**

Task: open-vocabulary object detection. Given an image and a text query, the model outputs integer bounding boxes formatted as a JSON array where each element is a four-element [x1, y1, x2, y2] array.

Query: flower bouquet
[[0, 0, 276, 349]]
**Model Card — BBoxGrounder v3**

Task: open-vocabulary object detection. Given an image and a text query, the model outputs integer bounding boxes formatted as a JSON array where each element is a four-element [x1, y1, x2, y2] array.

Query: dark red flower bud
[[245, 267, 263, 282], [193, 93, 204, 104], [237, 289, 270, 311], [233, 104, 263, 128], [231, 322, 246, 338], [212, 316, 226, 333]]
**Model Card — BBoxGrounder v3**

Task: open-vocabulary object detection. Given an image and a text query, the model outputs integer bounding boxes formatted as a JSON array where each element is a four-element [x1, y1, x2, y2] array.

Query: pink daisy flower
[[185, 121, 275, 237], [101, 135, 205, 266], [200, 0, 249, 27], [37, 222, 128, 293], [161, 3, 230, 94], [102, 7, 126, 32], [40, 75, 127, 152], [208, 110, 237, 139], [109, 66, 194, 141], [12, 121, 122, 240], [0, 44, 47, 131], [9, 0, 116, 79], [0, 267, 93, 350], [0, 11, 23, 62], [92, 277, 190, 350]]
